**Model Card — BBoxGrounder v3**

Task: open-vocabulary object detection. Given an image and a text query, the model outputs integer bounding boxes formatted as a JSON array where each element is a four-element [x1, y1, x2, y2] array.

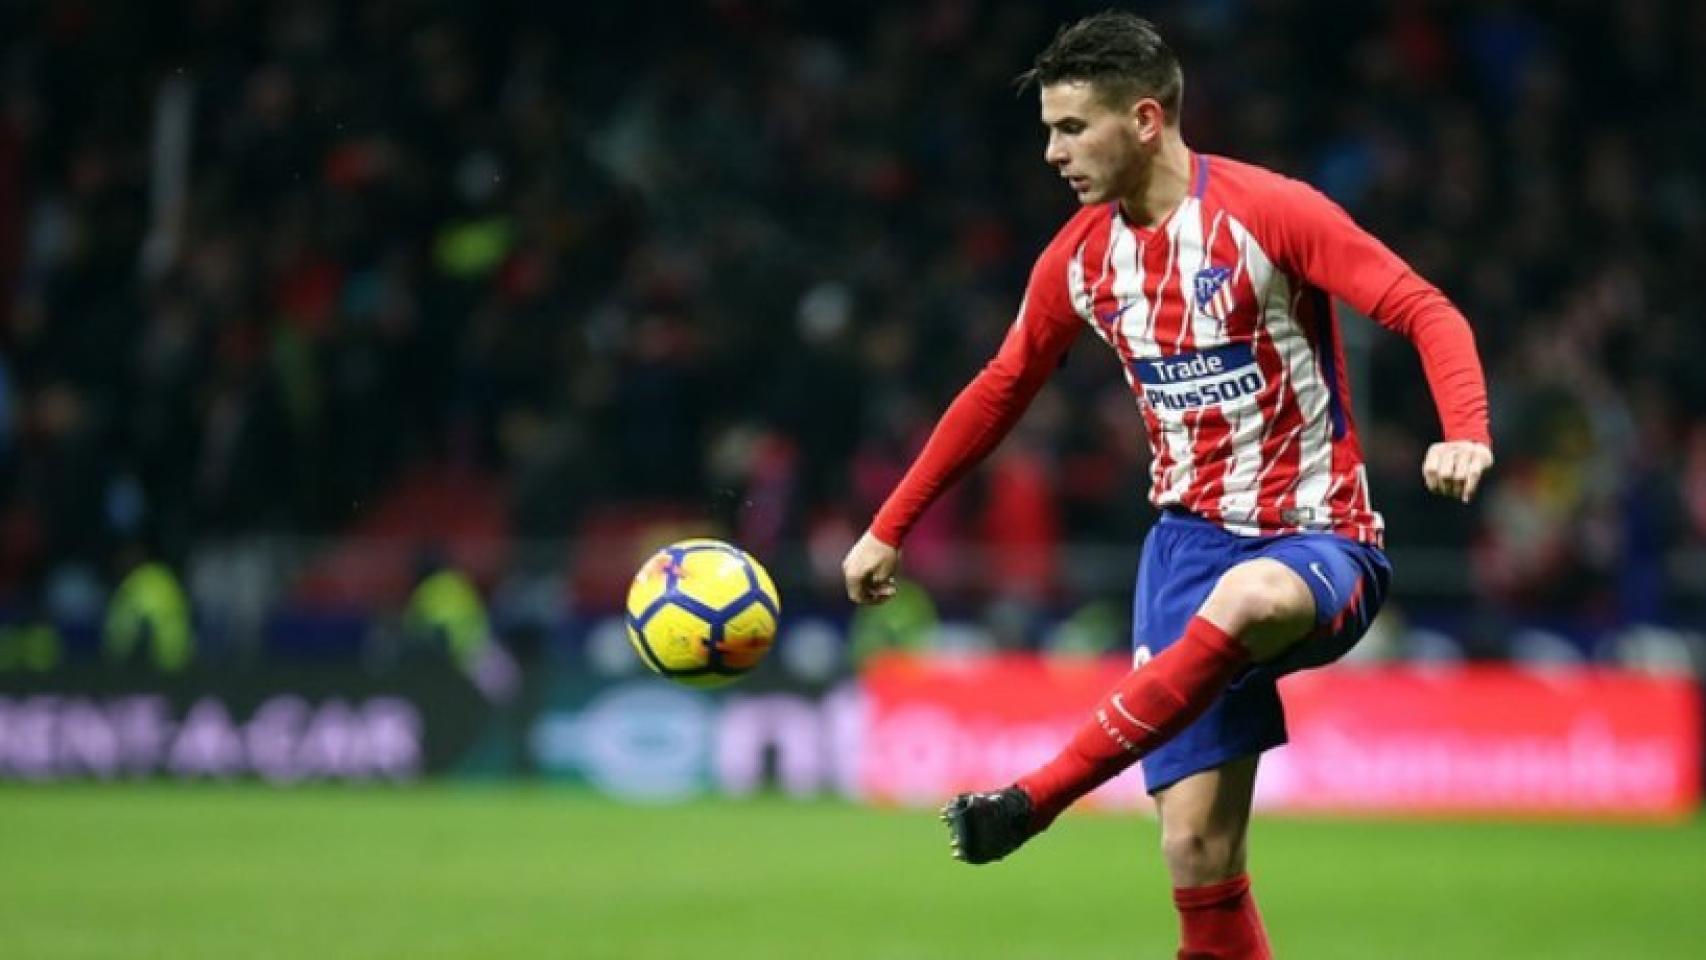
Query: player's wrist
[[865, 526, 902, 550]]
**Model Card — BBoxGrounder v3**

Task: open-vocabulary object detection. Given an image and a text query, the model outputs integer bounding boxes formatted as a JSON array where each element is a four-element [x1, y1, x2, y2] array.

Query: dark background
[[2, 0, 1703, 663]]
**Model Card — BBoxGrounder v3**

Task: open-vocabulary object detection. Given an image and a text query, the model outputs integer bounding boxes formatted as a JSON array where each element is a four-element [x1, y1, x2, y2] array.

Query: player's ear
[[1133, 98, 1165, 143]]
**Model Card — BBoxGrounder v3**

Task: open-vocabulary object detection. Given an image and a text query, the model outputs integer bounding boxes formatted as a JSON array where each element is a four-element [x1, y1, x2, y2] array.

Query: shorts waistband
[[1158, 506, 1220, 530]]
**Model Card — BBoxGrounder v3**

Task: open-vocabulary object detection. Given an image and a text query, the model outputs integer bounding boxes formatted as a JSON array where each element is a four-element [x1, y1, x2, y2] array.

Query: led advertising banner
[[7, 644, 1698, 818], [858, 656, 1703, 818], [1256, 667, 1703, 816], [0, 661, 493, 782], [528, 674, 862, 802]]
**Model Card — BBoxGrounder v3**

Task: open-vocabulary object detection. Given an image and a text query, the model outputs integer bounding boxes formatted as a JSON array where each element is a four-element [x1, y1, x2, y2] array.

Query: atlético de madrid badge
[[1193, 265, 1234, 320]]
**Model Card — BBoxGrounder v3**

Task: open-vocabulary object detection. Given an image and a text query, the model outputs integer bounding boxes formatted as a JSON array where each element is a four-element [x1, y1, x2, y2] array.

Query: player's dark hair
[[1017, 11, 1183, 121]]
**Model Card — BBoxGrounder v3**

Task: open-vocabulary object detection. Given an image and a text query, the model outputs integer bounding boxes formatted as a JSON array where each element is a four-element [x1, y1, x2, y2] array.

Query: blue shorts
[[1134, 509, 1392, 793]]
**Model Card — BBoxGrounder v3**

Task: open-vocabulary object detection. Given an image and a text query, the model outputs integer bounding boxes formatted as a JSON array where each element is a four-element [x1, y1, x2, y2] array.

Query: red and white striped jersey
[[872, 153, 1490, 549]]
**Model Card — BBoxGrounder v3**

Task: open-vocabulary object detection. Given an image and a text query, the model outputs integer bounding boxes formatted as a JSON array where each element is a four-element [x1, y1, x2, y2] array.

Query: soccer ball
[[625, 538, 781, 688]]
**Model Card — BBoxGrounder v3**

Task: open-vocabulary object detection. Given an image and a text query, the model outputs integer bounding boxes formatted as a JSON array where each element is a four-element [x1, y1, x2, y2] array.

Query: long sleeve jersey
[[873, 153, 1490, 549]]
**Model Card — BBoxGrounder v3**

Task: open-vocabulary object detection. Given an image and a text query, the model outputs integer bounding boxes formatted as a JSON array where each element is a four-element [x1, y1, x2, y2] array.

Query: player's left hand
[[1422, 440, 1494, 503]]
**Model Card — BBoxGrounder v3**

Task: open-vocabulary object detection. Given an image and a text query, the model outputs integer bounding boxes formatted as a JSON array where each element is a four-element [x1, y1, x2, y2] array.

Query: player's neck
[[1118, 133, 1193, 228]]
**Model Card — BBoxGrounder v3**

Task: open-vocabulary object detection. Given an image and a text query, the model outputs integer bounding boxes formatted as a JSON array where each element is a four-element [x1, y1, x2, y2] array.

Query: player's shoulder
[[1202, 154, 1328, 217], [1036, 204, 1113, 269], [1019, 206, 1109, 310]]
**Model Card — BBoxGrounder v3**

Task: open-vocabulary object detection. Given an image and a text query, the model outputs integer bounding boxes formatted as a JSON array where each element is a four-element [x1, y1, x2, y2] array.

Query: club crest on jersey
[[1193, 265, 1235, 320]]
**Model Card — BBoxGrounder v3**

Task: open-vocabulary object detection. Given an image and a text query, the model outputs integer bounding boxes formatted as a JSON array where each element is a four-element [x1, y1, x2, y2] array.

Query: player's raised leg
[[944, 559, 1314, 864], [1156, 757, 1273, 959]]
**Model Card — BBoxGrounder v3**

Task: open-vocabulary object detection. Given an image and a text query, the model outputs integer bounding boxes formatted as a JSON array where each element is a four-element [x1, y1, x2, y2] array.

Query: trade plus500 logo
[[1134, 343, 1265, 412]]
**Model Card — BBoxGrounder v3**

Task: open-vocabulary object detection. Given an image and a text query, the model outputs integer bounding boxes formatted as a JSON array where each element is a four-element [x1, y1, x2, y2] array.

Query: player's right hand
[[842, 530, 901, 605]]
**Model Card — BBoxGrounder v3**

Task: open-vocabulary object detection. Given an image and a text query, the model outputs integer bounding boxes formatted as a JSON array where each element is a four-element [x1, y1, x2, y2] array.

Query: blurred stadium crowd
[[2, 0, 1705, 653]]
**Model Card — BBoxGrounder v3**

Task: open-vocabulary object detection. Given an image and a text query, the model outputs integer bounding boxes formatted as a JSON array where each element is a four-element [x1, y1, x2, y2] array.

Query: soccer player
[[841, 12, 1493, 958]]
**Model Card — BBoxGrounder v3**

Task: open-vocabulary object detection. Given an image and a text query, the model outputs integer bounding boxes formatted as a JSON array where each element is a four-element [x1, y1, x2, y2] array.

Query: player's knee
[[1159, 826, 1245, 885], [1206, 562, 1313, 638]]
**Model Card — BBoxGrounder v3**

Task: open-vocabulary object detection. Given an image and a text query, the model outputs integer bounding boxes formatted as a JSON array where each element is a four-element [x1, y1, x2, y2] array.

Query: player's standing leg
[[1155, 758, 1273, 959]]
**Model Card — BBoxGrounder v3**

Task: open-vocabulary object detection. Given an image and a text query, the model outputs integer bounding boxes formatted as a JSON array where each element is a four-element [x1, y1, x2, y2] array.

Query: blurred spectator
[[103, 548, 194, 672]]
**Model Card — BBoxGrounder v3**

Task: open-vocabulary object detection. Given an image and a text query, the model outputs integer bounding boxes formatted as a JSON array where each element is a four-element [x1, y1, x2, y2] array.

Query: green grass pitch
[[2, 785, 1702, 959]]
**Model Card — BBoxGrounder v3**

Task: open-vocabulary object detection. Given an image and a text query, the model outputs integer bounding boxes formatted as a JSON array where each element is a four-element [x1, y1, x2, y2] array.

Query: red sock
[[1174, 873, 1273, 959], [1015, 616, 1247, 827]]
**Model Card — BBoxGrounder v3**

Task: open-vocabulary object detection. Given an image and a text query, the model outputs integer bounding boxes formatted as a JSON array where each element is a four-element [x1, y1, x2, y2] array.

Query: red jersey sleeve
[[1256, 179, 1492, 447], [868, 244, 1082, 546]]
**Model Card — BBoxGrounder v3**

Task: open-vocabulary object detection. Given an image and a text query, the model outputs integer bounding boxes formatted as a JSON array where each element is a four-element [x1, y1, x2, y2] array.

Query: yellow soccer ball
[[625, 539, 781, 688]]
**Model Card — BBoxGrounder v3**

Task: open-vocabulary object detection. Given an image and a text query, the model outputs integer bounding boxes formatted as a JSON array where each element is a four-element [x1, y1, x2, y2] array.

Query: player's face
[[1039, 81, 1155, 204]]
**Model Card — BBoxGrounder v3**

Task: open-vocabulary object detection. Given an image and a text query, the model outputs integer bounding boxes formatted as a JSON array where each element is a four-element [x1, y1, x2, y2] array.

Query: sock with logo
[[1014, 616, 1248, 829], [1174, 873, 1273, 959]]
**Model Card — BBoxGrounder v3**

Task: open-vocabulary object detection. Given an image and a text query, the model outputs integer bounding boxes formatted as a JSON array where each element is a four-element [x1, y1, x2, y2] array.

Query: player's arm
[[1263, 181, 1493, 503], [843, 251, 1081, 604]]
